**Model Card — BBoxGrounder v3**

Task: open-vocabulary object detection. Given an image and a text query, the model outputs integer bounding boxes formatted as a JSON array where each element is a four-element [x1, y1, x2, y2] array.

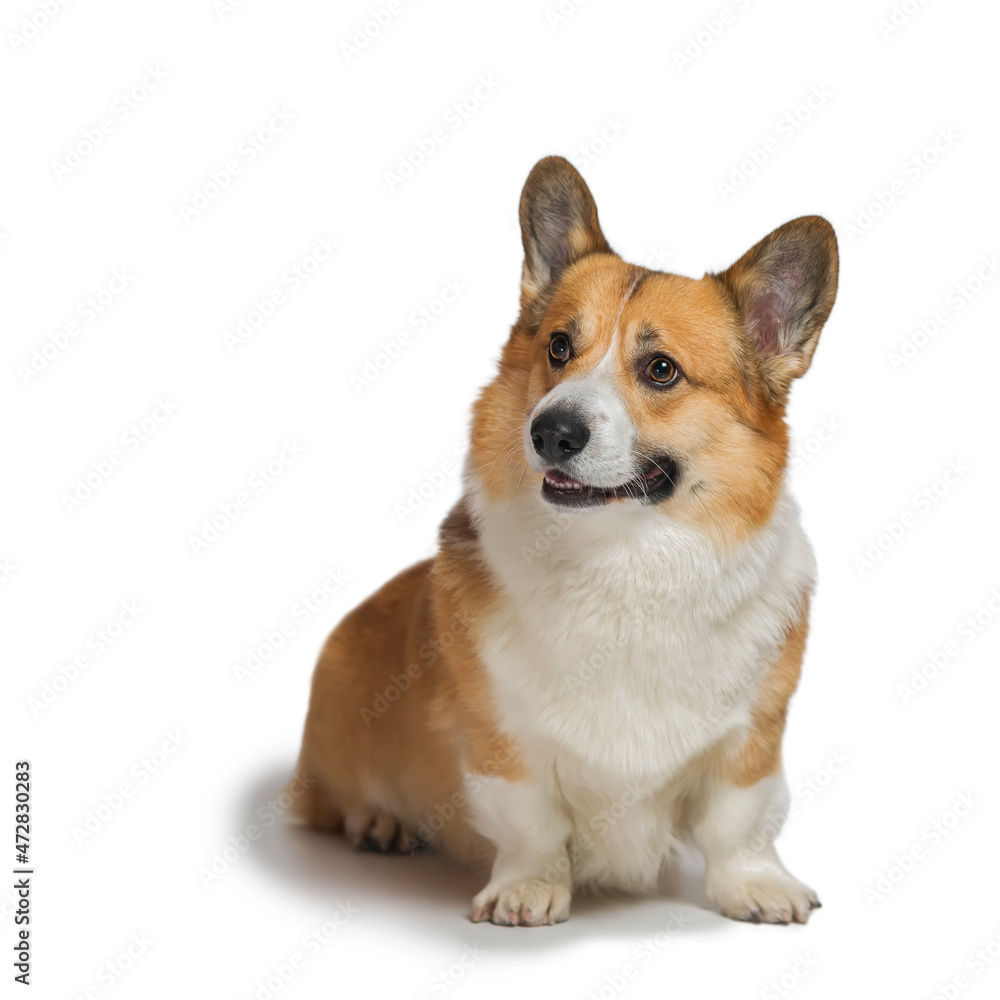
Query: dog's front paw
[[709, 872, 820, 925], [471, 876, 571, 926]]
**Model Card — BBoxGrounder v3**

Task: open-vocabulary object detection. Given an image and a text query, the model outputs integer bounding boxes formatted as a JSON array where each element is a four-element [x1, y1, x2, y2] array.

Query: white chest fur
[[468, 480, 816, 786]]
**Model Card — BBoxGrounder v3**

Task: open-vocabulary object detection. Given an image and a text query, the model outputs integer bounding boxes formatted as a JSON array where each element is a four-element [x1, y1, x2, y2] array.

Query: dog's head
[[472, 156, 838, 543]]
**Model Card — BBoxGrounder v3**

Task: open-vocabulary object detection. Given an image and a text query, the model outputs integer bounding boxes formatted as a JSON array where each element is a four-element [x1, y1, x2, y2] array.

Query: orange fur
[[709, 598, 810, 788], [293, 502, 520, 865], [293, 157, 836, 919], [473, 253, 791, 547]]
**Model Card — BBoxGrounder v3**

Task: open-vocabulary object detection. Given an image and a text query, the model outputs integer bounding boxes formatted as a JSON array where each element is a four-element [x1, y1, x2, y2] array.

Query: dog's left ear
[[714, 216, 838, 400], [519, 156, 613, 314]]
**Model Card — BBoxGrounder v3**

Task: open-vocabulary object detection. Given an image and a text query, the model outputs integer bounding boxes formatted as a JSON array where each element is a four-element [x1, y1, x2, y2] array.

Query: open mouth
[[541, 458, 679, 508]]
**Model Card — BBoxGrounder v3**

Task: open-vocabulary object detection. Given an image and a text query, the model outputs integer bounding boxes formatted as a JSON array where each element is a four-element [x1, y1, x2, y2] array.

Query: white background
[[3, 0, 999, 997]]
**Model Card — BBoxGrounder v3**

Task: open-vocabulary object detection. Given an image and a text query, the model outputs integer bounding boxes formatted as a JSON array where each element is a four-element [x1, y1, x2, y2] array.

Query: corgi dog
[[294, 156, 838, 926]]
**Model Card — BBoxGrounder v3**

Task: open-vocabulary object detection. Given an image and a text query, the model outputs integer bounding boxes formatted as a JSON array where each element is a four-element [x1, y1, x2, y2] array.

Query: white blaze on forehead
[[613, 270, 647, 343], [593, 269, 646, 375], [526, 273, 650, 485]]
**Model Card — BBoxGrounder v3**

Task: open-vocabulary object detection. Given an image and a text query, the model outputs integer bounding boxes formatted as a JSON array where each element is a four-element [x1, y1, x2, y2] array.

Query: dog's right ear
[[519, 156, 613, 313]]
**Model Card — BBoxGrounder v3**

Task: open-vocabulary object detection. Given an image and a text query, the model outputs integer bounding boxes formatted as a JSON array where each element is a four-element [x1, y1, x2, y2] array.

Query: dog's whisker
[[498, 467, 527, 526], [632, 449, 677, 490]]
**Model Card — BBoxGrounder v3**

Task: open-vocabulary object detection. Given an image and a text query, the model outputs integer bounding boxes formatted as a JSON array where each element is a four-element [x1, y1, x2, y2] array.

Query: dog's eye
[[647, 357, 678, 385], [549, 334, 570, 364]]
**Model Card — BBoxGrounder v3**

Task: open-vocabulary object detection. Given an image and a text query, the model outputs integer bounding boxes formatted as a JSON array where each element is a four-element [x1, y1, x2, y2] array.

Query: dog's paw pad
[[471, 877, 571, 927]]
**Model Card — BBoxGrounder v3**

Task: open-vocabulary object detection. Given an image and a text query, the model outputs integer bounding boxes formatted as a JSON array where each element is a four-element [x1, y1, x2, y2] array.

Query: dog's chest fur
[[466, 480, 814, 883]]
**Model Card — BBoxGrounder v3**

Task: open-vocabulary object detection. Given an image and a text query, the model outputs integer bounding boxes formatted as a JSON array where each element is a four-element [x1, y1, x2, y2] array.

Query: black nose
[[530, 409, 591, 463]]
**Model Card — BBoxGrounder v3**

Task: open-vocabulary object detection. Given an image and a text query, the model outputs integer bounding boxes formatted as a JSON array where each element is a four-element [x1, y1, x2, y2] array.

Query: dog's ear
[[714, 216, 838, 400], [519, 156, 613, 313]]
